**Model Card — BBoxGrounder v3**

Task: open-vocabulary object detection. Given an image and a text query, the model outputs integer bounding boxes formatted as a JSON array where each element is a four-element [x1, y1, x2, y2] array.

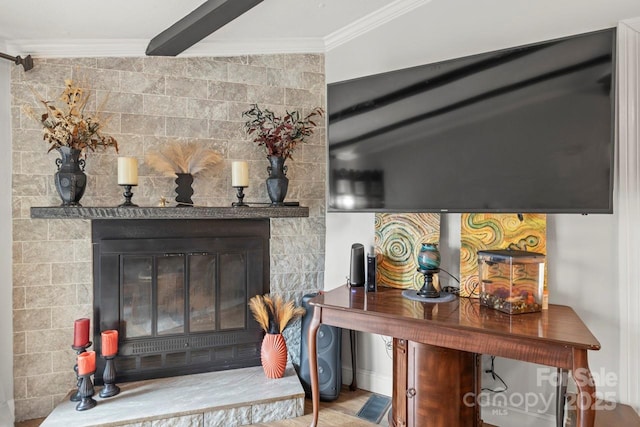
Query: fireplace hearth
[[92, 219, 270, 384]]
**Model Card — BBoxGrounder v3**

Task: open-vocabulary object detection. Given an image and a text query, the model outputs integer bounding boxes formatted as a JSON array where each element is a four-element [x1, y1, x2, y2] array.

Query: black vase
[[175, 173, 194, 206], [54, 147, 86, 207], [266, 156, 288, 206]]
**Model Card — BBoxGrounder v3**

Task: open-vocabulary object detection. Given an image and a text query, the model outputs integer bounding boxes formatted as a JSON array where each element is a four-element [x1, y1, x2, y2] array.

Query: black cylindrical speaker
[[298, 293, 342, 401], [350, 243, 365, 286]]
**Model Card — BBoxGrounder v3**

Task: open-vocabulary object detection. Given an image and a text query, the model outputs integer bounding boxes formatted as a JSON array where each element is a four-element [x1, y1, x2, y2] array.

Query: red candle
[[73, 318, 90, 347], [77, 351, 96, 376], [101, 330, 119, 357]]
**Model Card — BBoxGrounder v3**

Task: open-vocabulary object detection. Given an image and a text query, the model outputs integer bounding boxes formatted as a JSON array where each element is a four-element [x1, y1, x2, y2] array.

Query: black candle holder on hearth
[[99, 354, 120, 398], [70, 342, 92, 402], [76, 370, 97, 411]]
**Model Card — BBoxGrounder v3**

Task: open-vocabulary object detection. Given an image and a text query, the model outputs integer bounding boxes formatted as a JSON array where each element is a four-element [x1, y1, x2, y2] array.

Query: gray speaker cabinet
[[298, 293, 342, 401]]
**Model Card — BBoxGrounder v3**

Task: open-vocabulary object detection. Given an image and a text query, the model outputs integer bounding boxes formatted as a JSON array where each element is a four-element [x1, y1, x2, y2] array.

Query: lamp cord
[[438, 267, 479, 298], [481, 356, 508, 393]]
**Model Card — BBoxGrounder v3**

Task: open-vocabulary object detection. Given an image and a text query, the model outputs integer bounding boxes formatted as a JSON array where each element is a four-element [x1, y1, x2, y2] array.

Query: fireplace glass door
[[121, 252, 248, 338], [93, 219, 269, 383]]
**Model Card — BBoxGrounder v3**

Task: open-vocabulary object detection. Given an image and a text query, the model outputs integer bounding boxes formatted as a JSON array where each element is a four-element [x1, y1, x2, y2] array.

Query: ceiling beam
[[146, 0, 263, 56]]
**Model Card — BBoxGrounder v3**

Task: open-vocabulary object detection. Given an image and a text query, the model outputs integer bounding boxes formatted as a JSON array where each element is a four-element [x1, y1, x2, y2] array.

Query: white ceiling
[[0, 0, 405, 56], [1, 0, 640, 60]]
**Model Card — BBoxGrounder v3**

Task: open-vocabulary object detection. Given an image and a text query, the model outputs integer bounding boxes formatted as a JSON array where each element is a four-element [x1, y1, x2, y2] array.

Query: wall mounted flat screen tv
[[327, 28, 616, 213]]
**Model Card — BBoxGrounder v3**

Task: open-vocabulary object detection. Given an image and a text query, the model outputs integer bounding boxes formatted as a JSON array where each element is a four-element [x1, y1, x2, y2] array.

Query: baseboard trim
[[342, 366, 392, 396], [481, 404, 555, 427]]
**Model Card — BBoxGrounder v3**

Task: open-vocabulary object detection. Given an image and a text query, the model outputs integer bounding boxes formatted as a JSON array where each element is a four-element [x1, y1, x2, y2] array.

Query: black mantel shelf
[[30, 205, 309, 220]]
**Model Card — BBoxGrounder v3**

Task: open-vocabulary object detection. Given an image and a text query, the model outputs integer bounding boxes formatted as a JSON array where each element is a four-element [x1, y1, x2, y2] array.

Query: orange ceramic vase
[[261, 333, 287, 379]]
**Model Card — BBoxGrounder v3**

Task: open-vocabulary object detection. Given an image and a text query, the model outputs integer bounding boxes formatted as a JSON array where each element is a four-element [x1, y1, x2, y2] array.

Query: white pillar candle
[[117, 157, 139, 186], [232, 161, 249, 187]]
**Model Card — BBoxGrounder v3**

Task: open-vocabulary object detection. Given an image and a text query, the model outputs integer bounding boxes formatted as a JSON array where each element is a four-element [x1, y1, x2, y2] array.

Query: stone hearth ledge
[[30, 205, 309, 220], [41, 365, 304, 427]]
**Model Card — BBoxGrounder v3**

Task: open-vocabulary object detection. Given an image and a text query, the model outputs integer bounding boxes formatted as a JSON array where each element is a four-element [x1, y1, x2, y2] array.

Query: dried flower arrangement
[[243, 104, 324, 160], [249, 294, 306, 335], [23, 79, 118, 154], [145, 142, 223, 176]]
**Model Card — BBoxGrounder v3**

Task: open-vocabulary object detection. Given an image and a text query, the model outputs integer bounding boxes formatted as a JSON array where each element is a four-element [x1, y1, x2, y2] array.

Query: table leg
[[572, 348, 596, 427], [308, 306, 321, 427], [556, 368, 568, 427], [349, 329, 357, 391]]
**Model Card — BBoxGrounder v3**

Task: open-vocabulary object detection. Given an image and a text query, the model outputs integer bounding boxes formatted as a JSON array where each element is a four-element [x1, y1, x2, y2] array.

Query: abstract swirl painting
[[374, 213, 440, 289], [460, 213, 546, 297]]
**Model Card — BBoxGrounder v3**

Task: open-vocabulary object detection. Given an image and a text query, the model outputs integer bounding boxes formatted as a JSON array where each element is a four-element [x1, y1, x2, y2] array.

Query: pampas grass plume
[[249, 295, 270, 332], [249, 293, 306, 334], [278, 298, 306, 334], [145, 141, 222, 176]]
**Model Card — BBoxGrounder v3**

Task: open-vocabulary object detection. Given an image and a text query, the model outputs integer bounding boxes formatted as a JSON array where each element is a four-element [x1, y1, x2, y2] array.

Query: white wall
[[324, 5, 635, 425], [324, 213, 394, 392], [325, 0, 640, 84], [0, 41, 15, 425]]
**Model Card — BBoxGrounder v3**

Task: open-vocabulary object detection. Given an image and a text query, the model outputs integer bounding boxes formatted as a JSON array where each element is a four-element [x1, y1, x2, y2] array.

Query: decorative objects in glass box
[[478, 250, 545, 314]]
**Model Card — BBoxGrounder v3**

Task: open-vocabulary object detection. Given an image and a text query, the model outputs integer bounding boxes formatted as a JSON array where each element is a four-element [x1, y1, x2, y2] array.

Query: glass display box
[[478, 249, 545, 314]]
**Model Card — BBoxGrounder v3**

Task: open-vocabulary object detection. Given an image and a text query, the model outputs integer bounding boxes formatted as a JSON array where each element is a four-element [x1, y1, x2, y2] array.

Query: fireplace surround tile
[[247, 54, 284, 69], [204, 406, 251, 426], [13, 332, 26, 355], [13, 307, 52, 332], [251, 398, 303, 424], [227, 63, 267, 86], [50, 350, 75, 373], [14, 353, 51, 378]]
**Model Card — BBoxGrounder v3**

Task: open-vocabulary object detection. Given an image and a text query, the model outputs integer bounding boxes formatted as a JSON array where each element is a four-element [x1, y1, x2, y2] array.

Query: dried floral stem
[[22, 79, 118, 154], [248, 294, 305, 334], [249, 295, 271, 333], [243, 104, 324, 160], [145, 141, 222, 176]]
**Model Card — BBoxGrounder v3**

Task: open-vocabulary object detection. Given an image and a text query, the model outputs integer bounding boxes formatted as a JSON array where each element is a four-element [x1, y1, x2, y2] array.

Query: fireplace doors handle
[[161, 252, 209, 257]]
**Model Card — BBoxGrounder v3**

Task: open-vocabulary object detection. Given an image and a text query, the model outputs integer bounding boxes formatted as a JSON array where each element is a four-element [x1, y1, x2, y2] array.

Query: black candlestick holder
[[232, 186, 248, 207], [417, 268, 440, 298], [76, 371, 97, 411], [70, 342, 91, 402], [99, 355, 120, 398], [118, 184, 138, 207]]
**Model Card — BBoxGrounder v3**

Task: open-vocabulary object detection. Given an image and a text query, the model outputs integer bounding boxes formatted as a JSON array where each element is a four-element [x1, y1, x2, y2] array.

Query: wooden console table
[[307, 285, 600, 427]]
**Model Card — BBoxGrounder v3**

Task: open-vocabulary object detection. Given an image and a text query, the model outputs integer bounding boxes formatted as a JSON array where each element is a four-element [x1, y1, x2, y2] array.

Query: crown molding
[[4, 0, 426, 58], [324, 0, 432, 51], [5, 39, 149, 57], [621, 16, 640, 32], [184, 37, 325, 56], [5, 37, 326, 58]]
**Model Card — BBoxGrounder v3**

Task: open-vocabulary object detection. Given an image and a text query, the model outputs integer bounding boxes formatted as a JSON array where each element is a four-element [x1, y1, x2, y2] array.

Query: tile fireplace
[[13, 52, 326, 422], [91, 218, 270, 384]]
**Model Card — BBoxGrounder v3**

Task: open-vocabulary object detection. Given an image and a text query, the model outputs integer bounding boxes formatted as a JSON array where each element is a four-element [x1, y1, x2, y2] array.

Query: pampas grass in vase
[[145, 142, 222, 206], [249, 294, 306, 379]]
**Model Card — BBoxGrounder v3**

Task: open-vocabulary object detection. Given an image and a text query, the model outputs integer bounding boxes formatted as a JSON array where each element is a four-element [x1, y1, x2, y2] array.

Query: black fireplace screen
[[92, 219, 269, 384]]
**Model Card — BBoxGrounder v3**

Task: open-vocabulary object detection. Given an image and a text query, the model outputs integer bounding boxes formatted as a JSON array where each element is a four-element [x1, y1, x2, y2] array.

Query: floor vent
[[356, 393, 391, 424]]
